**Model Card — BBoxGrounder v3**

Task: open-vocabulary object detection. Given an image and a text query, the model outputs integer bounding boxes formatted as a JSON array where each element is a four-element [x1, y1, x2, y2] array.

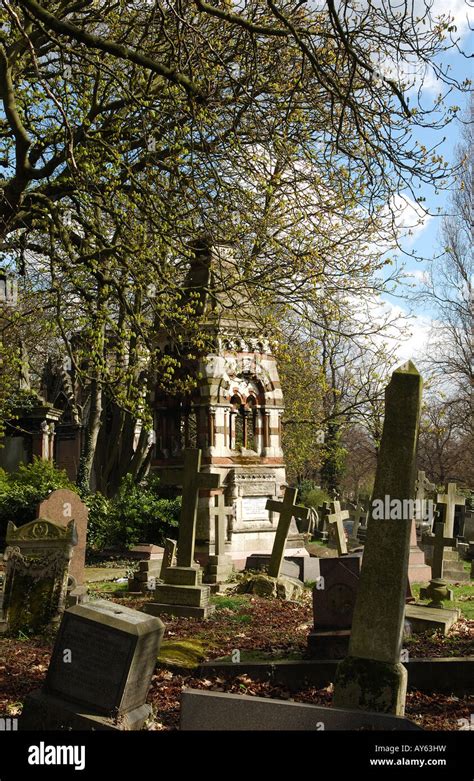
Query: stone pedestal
[[144, 565, 215, 619], [441, 548, 469, 582], [334, 658, 408, 716], [205, 554, 233, 584], [407, 520, 431, 583]]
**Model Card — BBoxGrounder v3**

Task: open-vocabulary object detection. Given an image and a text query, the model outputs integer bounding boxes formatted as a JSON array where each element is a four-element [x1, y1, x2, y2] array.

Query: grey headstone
[[180, 689, 421, 731], [20, 599, 164, 730]]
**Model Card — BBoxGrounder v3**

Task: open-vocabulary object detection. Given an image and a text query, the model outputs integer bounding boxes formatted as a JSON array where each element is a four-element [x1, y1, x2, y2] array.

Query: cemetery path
[[0, 593, 472, 731]]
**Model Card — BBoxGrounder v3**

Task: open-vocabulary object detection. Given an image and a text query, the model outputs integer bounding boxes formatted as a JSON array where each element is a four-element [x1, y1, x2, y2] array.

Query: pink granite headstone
[[37, 489, 88, 585]]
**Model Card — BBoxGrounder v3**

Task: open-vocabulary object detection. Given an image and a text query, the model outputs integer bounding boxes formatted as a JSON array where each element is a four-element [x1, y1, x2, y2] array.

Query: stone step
[[405, 604, 460, 635], [444, 568, 469, 582], [407, 563, 432, 584], [443, 549, 460, 561], [408, 549, 427, 565]]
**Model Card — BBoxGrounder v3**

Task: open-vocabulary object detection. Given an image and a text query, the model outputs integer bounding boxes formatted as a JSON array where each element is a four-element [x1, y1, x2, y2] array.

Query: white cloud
[[390, 194, 433, 244]]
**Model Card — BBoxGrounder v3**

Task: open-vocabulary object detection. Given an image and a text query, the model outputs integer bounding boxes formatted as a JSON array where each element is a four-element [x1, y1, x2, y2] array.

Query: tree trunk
[[77, 378, 103, 493]]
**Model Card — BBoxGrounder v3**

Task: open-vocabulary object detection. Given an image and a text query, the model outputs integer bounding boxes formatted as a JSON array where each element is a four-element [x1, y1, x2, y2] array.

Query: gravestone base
[[145, 602, 215, 619], [204, 555, 234, 584], [307, 628, 351, 659], [334, 656, 407, 716], [405, 603, 460, 635], [442, 549, 469, 581], [161, 565, 202, 586], [20, 690, 150, 731], [129, 558, 165, 592], [144, 576, 215, 619]]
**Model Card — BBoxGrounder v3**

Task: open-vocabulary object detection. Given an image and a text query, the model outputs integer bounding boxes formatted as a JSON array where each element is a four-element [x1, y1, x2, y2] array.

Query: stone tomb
[[2, 518, 76, 634], [308, 556, 361, 659], [20, 599, 164, 730]]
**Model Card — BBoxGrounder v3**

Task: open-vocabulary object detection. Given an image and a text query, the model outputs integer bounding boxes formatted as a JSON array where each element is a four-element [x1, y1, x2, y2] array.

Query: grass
[[211, 594, 248, 610], [412, 581, 474, 620], [88, 581, 128, 594]]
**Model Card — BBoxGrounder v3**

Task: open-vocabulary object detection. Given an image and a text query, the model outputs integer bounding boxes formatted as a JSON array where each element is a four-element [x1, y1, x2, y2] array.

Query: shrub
[[0, 458, 76, 545], [298, 480, 330, 509], [86, 473, 180, 551]]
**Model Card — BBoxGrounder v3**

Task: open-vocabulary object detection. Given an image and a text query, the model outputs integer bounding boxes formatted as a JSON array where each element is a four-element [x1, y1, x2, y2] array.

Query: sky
[[380, 1, 473, 364]]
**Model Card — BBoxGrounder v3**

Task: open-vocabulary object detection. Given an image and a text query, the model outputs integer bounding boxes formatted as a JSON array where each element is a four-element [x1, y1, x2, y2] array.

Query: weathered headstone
[[159, 538, 177, 577], [205, 492, 234, 584], [20, 600, 164, 730], [180, 690, 421, 731], [327, 501, 349, 556], [350, 504, 367, 542], [37, 489, 88, 587], [417, 522, 457, 609], [266, 488, 309, 579], [308, 556, 361, 659], [415, 471, 435, 528], [334, 361, 422, 716], [433, 484, 468, 581], [314, 501, 330, 541], [144, 449, 219, 618], [436, 482, 466, 537], [2, 518, 76, 634]]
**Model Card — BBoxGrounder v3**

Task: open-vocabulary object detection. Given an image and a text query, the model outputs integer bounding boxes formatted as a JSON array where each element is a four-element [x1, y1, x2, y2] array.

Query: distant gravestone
[[308, 556, 361, 659], [20, 600, 164, 730], [327, 502, 349, 556], [205, 492, 234, 584], [334, 361, 423, 716], [145, 449, 219, 618], [2, 518, 76, 634], [350, 504, 367, 542], [314, 502, 330, 541], [436, 483, 466, 538], [266, 488, 309, 579], [37, 489, 88, 586]]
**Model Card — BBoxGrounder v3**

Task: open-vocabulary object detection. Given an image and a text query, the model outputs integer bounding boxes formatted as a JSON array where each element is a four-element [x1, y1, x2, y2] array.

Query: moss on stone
[[157, 639, 211, 669], [334, 656, 407, 715]]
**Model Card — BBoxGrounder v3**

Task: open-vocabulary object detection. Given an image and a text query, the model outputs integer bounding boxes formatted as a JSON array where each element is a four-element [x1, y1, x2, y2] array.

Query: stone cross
[[334, 361, 423, 716], [431, 522, 456, 580], [415, 470, 434, 523], [436, 482, 466, 537], [327, 501, 349, 555], [266, 488, 309, 579], [161, 449, 220, 568], [317, 501, 331, 531], [351, 503, 368, 539], [211, 492, 233, 556]]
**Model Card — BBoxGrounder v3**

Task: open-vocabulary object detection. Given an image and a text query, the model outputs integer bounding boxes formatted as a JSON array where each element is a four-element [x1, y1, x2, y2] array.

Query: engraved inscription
[[46, 615, 135, 714], [242, 496, 271, 521]]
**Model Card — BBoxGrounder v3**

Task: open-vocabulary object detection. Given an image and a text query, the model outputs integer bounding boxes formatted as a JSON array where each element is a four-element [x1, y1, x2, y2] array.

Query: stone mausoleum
[[152, 239, 304, 568]]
